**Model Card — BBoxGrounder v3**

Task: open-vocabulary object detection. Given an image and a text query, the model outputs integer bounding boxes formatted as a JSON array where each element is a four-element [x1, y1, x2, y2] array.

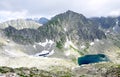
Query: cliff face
[[38, 10, 106, 42]]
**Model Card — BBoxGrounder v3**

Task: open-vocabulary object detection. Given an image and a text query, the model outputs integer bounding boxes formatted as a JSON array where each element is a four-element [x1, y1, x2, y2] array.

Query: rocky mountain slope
[[1, 11, 108, 63], [0, 19, 42, 30], [39, 10, 106, 41], [1, 10, 120, 61], [0, 10, 120, 77]]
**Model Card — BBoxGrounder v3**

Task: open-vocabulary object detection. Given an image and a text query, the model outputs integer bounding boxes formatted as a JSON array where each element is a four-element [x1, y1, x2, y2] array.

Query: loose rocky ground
[[0, 62, 120, 77]]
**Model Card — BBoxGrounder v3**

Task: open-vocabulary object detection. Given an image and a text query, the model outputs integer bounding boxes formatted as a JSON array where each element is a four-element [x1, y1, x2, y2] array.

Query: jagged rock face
[[4, 26, 41, 44], [90, 16, 120, 29], [38, 10, 106, 42], [90, 17, 116, 29], [90, 16, 120, 50], [112, 19, 120, 34], [0, 19, 42, 30]]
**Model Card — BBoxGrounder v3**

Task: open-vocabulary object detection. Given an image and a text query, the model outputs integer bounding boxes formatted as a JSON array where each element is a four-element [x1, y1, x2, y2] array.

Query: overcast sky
[[0, 0, 120, 22]]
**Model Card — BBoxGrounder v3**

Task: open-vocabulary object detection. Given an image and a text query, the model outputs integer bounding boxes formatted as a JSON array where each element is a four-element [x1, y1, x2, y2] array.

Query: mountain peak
[[39, 17, 49, 24], [65, 10, 84, 17], [50, 10, 86, 23], [66, 10, 75, 13]]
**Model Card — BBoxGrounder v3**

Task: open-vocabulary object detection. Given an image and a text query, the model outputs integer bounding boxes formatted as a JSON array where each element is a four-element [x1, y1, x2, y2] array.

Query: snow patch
[[4, 49, 17, 57], [64, 37, 77, 49], [105, 33, 107, 35], [95, 39, 100, 42], [80, 45, 86, 49], [64, 28, 67, 32], [33, 45, 36, 49], [37, 39, 54, 47], [106, 30, 110, 33], [38, 39, 48, 47], [90, 42, 94, 46], [6, 39, 10, 43], [49, 40, 54, 45], [113, 27, 115, 30], [47, 50, 54, 56], [40, 50, 49, 54]]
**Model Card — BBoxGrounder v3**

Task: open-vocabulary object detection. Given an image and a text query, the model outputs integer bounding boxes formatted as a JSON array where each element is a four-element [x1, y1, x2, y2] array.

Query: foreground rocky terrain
[[0, 62, 120, 77]]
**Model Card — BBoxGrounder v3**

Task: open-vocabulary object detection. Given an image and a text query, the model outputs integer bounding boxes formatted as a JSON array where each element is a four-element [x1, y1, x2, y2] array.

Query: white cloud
[[0, 10, 28, 22], [108, 10, 120, 17], [0, 0, 120, 21]]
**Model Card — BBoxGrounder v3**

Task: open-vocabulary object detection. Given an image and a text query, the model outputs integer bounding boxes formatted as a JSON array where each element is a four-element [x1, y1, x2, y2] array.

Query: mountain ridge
[[0, 19, 42, 30]]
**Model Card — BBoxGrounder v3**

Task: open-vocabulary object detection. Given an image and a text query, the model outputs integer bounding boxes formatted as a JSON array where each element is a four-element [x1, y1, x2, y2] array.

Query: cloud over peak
[[0, 0, 120, 22]]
